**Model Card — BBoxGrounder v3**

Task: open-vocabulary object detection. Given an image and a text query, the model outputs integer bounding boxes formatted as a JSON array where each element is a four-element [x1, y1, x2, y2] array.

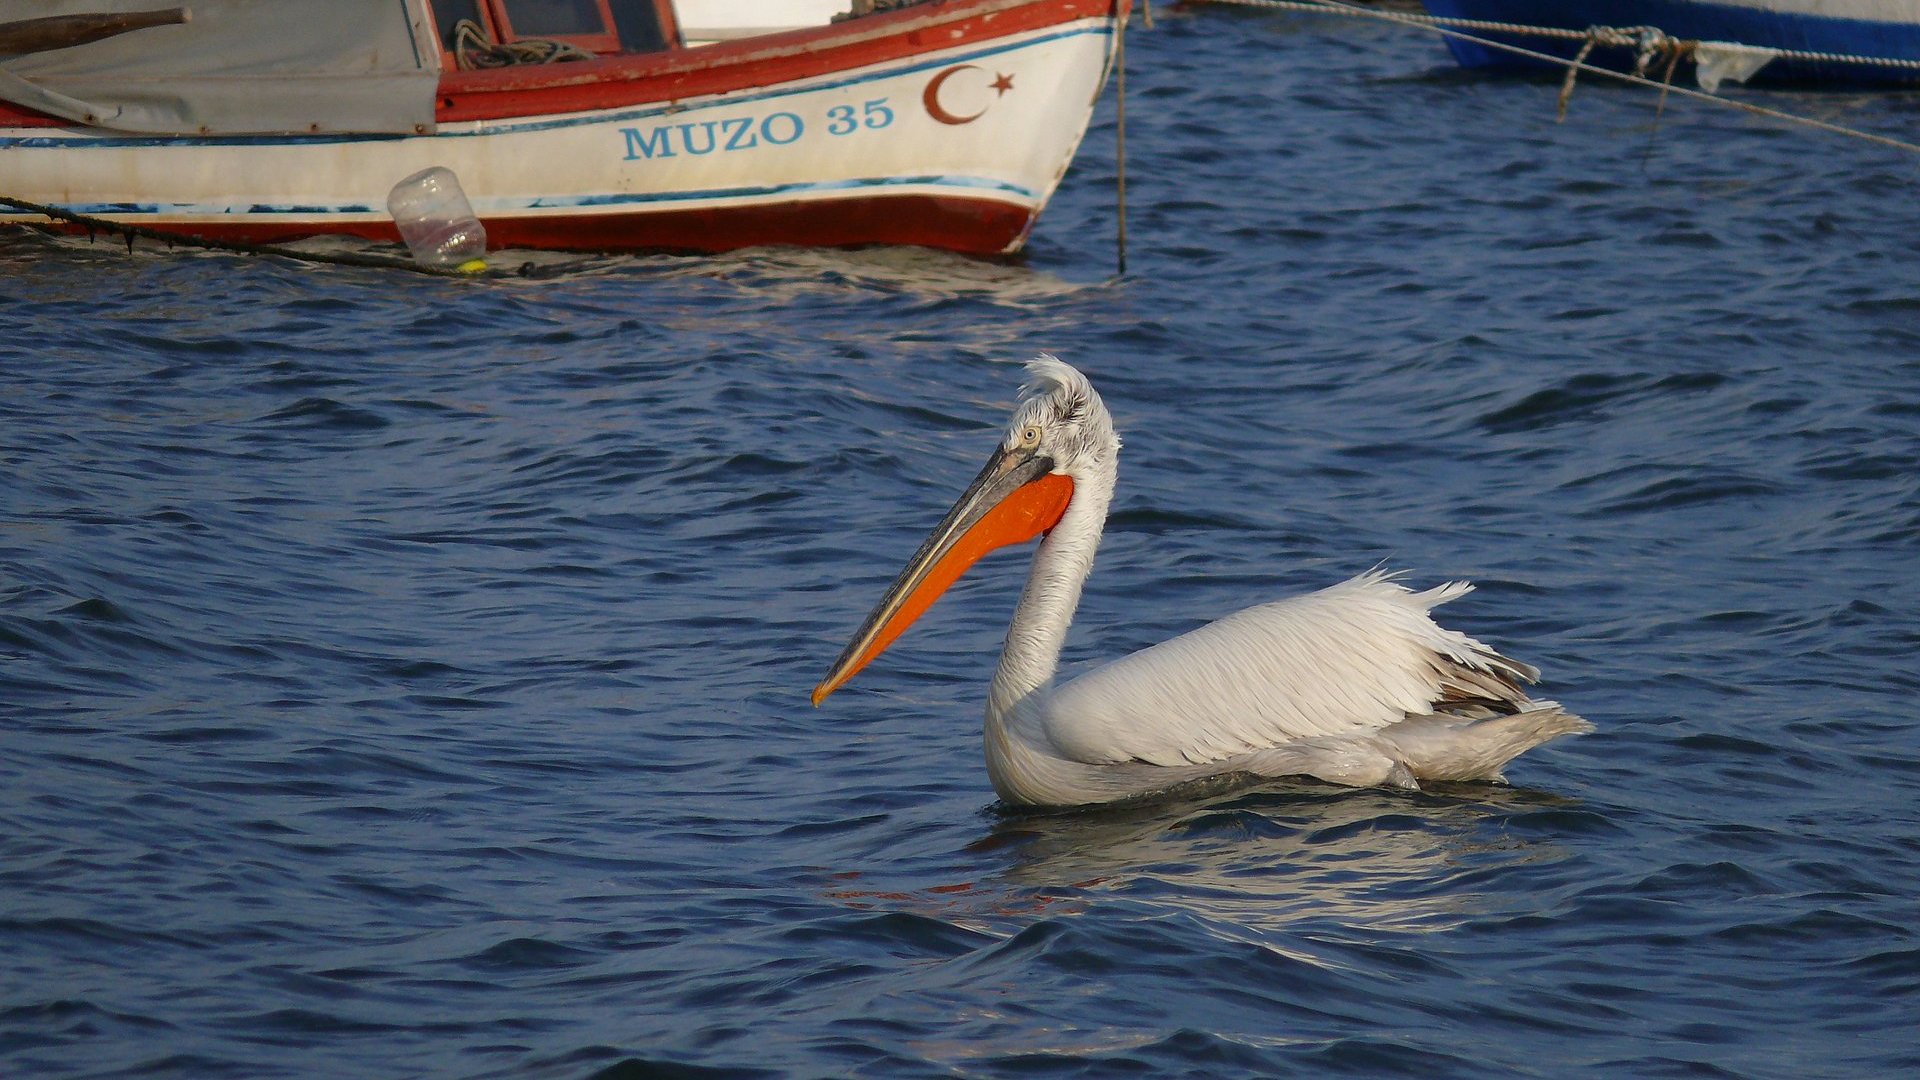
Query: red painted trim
[[483, 193, 1038, 253], [27, 192, 1039, 256], [0, 103, 67, 127]]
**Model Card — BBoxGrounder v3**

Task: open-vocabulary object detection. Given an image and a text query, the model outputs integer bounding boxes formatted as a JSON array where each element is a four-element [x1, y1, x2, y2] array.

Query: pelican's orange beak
[[812, 445, 1073, 706]]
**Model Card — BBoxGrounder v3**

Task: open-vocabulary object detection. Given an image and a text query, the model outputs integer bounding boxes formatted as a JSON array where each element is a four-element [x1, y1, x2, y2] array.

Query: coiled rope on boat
[[1196, 0, 1920, 157], [450, 19, 596, 70]]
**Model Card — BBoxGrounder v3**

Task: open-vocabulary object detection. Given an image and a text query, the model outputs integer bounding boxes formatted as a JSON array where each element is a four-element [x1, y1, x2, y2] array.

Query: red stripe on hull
[[484, 194, 1037, 254], [32, 192, 1039, 257]]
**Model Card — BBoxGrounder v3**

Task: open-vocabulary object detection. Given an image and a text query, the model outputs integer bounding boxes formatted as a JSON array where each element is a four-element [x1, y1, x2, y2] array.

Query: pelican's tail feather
[[1380, 703, 1592, 784]]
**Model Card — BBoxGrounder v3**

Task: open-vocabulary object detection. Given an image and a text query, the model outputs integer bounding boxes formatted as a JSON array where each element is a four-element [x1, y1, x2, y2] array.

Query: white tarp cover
[[0, 0, 439, 134]]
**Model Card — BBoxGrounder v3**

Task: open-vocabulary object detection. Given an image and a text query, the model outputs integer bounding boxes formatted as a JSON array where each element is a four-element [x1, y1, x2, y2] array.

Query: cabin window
[[606, 0, 672, 53], [493, 0, 621, 53], [499, 0, 607, 37], [427, 0, 672, 60]]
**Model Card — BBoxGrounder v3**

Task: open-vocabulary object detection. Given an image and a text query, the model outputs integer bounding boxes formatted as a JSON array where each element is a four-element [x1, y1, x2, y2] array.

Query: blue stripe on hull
[[48, 173, 1040, 221], [1420, 0, 1920, 86]]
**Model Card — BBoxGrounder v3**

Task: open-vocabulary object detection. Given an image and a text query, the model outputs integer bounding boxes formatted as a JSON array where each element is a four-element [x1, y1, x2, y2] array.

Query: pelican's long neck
[[986, 462, 1114, 725]]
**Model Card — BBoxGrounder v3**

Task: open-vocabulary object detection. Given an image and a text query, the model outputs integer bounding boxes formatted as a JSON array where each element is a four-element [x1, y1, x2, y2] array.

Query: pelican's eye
[[1018, 424, 1043, 449]]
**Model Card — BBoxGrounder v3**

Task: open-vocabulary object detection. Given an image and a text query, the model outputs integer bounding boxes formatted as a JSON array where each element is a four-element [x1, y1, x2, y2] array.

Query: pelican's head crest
[[1006, 354, 1119, 474]]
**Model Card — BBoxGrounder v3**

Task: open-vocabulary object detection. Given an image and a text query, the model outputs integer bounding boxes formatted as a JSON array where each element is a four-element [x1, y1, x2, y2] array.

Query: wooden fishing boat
[[1419, 0, 1920, 87], [0, 0, 1129, 256]]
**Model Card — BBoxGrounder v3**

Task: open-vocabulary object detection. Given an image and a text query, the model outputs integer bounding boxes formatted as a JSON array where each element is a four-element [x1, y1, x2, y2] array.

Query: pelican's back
[[1037, 571, 1544, 769]]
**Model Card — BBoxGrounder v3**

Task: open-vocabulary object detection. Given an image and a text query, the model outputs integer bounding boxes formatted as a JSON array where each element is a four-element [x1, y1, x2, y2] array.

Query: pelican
[[812, 357, 1590, 807]]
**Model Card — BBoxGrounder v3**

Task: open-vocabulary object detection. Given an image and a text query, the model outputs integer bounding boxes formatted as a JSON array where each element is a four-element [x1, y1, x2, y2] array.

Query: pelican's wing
[[1036, 570, 1540, 767]]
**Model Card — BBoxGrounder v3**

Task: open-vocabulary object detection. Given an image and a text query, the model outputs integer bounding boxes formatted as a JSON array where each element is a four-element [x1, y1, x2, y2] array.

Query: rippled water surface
[[5, 8, 1920, 1079]]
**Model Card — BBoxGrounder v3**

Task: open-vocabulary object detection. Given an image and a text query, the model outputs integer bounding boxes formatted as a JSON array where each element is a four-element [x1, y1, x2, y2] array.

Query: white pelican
[[813, 357, 1590, 807]]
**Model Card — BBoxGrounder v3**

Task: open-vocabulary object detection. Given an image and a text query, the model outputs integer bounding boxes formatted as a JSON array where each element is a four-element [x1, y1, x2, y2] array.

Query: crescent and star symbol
[[922, 65, 1015, 126]]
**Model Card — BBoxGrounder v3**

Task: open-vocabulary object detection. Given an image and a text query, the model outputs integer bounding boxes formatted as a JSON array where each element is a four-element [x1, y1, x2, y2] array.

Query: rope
[[1198, 0, 1920, 157], [0, 194, 497, 277], [1553, 26, 1687, 119], [1205, 0, 1920, 72], [452, 19, 595, 71]]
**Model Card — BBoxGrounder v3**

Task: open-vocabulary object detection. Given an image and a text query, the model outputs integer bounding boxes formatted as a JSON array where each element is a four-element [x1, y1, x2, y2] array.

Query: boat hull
[[0, 1, 1122, 256], [1420, 0, 1920, 87]]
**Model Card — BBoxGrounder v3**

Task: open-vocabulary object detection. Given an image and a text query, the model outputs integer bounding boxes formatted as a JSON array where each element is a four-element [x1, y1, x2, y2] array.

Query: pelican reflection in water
[[813, 357, 1589, 807]]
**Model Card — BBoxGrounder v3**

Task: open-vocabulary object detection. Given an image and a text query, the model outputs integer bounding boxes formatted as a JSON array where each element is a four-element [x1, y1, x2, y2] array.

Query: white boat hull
[[0, 2, 1124, 255]]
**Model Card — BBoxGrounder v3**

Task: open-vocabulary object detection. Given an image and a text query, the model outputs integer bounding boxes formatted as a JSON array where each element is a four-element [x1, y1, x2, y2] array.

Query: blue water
[[5, 8, 1920, 1078]]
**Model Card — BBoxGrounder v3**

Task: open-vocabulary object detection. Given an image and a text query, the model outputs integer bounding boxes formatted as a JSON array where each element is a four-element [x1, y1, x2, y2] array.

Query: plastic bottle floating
[[386, 167, 488, 273]]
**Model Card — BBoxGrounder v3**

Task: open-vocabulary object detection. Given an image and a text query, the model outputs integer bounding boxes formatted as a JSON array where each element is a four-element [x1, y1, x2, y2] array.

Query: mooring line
[[1205, 0, 1920, 73], [1198, 0, 1920, 158]]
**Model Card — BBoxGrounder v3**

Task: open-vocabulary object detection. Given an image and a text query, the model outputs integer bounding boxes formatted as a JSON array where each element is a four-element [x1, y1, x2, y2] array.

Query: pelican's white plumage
[[815, 357, 1589, 807], [1040, 573, 1524, 764]]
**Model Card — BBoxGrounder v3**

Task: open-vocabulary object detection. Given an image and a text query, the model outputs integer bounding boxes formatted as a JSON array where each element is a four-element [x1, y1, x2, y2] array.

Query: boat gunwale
[[437, 0, 1117, 122], [0, 0, 1122, 129]]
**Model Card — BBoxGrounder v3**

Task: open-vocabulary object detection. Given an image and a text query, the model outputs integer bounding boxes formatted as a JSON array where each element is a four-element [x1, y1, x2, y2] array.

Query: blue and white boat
[[1418, 0, 1920, 87]]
